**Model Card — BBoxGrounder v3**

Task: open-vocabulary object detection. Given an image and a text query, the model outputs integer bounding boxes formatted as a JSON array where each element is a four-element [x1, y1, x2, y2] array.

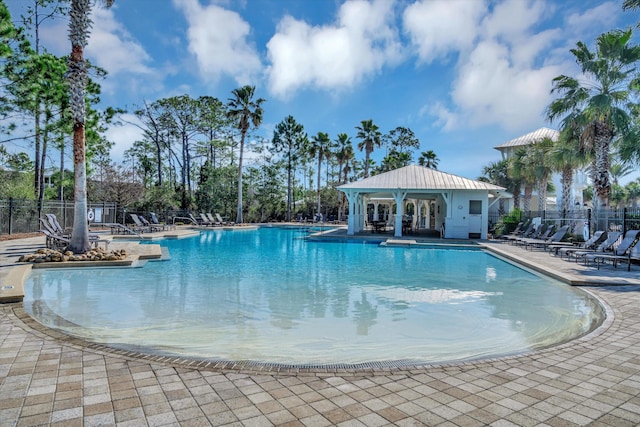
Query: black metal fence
[[490, 207, 640, 239], [0, 199, 119, 235]]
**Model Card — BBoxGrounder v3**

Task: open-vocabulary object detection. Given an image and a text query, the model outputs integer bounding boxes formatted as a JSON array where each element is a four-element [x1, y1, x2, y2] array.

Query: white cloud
[[451, 40, 562, 131], [565, 1, 619, 36], [86, 7, 153, 76], [410, 0, 566, 133], [266, 0, 404, 98], [105, 114, 145, 162], [425, 102, 458, 132], [403, 0, 486, 64], [174, 0, 262, 85]]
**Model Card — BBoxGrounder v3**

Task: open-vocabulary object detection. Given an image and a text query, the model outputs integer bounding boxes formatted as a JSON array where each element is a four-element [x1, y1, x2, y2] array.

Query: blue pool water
[[24, 227, 603, 365]]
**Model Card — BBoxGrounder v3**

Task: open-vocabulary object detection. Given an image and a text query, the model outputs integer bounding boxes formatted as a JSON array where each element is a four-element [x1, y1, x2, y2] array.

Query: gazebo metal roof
[[494, 127, 559, 150], [338, 165, 504, 192]]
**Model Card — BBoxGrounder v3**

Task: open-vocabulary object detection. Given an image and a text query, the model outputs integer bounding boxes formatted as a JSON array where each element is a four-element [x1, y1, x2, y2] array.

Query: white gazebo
[[338, 165, 505, 239]]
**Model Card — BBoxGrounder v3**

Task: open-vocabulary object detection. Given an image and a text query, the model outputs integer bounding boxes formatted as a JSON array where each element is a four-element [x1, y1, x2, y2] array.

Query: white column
[[425, 202, 431, 228], [393, 191, 408, 237], [346, 191, 357, 235], [359, 196, 368, 232], [373, 202, 379, 221]]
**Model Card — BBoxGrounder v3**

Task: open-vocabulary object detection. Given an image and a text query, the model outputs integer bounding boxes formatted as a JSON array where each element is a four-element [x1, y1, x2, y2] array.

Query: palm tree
[[308, 132, 333, 220], [66, 0, 114, 254], [547, 29, 640, 208], [334, 133, 352, 184], [548, 129, 589, 214], [227, 85, 265, 223], [418, 150, 439, 169], [509, 147, 536, 213], [272, 115, 305, 221], [481, 159, 512, 216], [526, 138, 555, 213], [355, 119, 382, 178], [623, 0, 640, 10], [610, 160, 634, 186], [334, 133, 353, 221]]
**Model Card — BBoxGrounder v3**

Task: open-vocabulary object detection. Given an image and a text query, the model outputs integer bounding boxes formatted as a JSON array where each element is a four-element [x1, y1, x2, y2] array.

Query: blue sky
[[5, 0, 638, 182]]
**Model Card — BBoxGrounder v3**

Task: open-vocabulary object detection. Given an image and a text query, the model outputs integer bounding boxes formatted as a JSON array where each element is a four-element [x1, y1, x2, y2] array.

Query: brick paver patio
[[1, 235, 640, 426]]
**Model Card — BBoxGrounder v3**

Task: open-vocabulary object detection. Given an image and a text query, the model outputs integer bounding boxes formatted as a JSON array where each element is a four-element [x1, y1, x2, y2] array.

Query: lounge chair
[[503, 222, 532, 242], [524, 225, 569, 251], [586, 229, 640, 269], [41, 216, 106, 244], [497, 221, 525, 240], [552, 231, 607, 259], [515, 224, 553, 246], [129, 214, 150, 233], [189, 213, 202, 225], [149, 212, 174, 231], [39, 228, 110, 251], [206, 213, 222, 226], [508, 223, 539, 244], [216, 213, 233, 225], [601, 243, 640, 271], [139, 215, 164, 232], [45, 213, 70, 236], [199, 213, 219, 226], [570, 231, 622, 264]]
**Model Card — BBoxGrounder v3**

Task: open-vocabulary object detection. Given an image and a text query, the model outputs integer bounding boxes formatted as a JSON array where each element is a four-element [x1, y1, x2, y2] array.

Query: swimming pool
[[23, 227, 603, 366]]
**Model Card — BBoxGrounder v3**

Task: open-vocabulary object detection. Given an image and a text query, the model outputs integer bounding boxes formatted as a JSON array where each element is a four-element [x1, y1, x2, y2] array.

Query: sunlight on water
[[24, 228, 603, 365]]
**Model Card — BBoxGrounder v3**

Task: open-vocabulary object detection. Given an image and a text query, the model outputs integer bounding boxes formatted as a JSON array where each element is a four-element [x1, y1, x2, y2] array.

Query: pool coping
[[2, 232, 619, 375], [6, 283, 615, 375]]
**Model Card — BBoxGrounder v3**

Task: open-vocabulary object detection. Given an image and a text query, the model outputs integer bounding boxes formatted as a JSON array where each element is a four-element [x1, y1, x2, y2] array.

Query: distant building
[[493, 127, 589, 213]]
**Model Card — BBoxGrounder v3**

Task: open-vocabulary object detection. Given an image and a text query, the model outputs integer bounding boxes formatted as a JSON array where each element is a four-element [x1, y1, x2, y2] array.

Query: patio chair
[[552, 231, 607, 259], [45, 213, 70, 236], [586, 229, 640, 269], [139, 215, 164, 232], [507, 223, 538, 244], [189, 213, 202, 225], [524, 225, 569, 251], [206, 213, 222, 226], [199, 213, 219, 226], [496, 221, 523, 239], [39, 228, 110, 251], [607, 243, 640, 271], [149, 212, 174, 231], [514, 224, 552, 246], [216, 213, 233, 225], [129, 214, 150, 233], [570, 231, 622, 264]]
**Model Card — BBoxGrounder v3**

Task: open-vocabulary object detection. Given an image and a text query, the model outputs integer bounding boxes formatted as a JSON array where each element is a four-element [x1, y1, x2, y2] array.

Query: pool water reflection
[[24, 228, 603, 365]]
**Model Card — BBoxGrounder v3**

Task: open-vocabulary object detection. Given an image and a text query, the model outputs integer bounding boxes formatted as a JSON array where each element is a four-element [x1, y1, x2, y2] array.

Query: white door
[[469, 200, 482, 236]]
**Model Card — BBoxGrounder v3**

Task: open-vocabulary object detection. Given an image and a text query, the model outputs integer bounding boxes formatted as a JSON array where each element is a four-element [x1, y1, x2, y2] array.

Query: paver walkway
[[1, 235, 640, 426]]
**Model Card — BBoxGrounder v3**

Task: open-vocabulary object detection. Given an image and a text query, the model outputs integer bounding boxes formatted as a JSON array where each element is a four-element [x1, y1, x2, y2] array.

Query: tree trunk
[[68, 119, 90, 253], [67, 0, 91, 253], [512, 183, 521, 209], [364, 149, 370, 178], [561, 167, 573, 213], [59, 135, 64, 201], [537, 173, 548, 213], [316, 154, 322, 220], [523, 183, 533, 213], [593, 122, 612, 208], [236, 131, 245, 223], [286, 156, 292, 221], [34, 108, 41, 198]]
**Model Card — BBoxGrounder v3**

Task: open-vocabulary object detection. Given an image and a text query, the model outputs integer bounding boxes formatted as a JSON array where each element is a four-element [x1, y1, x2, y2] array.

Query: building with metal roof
[[338, 165, 505, 239], [494, 127, 559, 159]]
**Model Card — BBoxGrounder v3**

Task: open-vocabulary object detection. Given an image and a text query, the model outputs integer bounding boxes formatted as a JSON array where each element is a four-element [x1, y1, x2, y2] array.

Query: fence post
[[8, 197, 13, 235], [623, 207, 628, 235], [587, 208, 591, 235]]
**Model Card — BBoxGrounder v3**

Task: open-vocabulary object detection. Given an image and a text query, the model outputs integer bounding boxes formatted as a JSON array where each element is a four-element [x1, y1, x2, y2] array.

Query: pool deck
[[1, 231, 640, 426]]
